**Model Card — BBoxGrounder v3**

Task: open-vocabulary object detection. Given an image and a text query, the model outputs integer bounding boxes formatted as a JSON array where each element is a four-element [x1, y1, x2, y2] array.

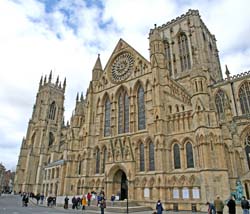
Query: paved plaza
[[0, 194, 207, 214]]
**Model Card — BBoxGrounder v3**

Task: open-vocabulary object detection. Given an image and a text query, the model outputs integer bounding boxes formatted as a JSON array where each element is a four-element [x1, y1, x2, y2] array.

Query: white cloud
[[0, 0, 249, 170]]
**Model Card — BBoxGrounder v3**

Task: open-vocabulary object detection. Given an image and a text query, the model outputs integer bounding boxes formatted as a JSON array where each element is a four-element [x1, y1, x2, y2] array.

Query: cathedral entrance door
[[113, 169, 128, 200]]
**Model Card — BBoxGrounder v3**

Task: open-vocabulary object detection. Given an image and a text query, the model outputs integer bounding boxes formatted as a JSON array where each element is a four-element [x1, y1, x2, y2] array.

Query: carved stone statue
[[235, 179, 243, 202]]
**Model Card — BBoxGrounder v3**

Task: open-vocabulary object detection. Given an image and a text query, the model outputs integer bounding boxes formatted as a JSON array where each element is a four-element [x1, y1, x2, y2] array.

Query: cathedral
[[14, 9, 250, 211]]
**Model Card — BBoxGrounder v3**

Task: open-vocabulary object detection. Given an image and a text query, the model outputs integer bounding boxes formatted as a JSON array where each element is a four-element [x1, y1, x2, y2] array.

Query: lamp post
[[126, 179, 129, 214]]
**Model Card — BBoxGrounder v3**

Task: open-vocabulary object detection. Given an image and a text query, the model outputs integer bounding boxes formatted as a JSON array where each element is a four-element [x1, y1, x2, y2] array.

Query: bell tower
[[16, 71, 66, 193]]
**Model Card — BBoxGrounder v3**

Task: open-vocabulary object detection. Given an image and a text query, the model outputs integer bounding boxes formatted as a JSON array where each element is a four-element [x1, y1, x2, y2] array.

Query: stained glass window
[[104, 98, 111, 136], [178, 33, 191, 71], [118, 90, 129, 134], [186, 142, 194, 168], [174, 144, 181, 169], [96, 148, 100, 174], [239, 82, 250, 114], [48, 101, 56, 120], [140, 143, 145, 171], [138, 86, 146, 130], [149, 141, 155, 171]]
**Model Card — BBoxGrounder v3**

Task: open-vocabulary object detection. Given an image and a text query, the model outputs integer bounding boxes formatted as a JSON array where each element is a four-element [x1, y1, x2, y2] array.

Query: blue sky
[[0, 0, 250, 170]]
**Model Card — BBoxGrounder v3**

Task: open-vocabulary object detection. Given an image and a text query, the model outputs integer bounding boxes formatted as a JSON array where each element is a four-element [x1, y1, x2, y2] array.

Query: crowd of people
[[206, 195, 250, 214]]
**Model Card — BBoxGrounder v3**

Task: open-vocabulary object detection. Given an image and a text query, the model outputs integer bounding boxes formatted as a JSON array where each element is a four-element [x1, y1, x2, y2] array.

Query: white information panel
[[192, 187, 200, 199], [173, 188, 179, 199], [182, 187, 189, 199], [144, 188, 150, 198]]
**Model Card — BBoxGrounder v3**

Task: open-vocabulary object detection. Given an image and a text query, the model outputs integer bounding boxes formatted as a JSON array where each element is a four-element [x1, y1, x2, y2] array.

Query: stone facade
[[14, 9, 250, 211]]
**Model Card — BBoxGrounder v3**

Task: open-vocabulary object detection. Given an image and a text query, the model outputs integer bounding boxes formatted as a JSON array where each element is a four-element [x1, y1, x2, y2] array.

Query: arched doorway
[[113, 169, 128, 200]]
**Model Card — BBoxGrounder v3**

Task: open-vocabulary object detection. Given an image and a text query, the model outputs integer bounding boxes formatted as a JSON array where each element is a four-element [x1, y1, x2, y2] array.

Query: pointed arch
[[139, 142, 145, 171], [104, 96, 111, 137], [239, 81, 250, 114], [48, 101, 56, 120], [102, 146, 107, 173], [185, 141, 194, 168], [117, 86, 130, 134], [137, 84, 146, 130], [95, 147, 100, 174], [178, 32, 191, 71], [164, 39, 172, 76], [173, 143, 181, 169], [215, 89, 227, 120], [244, 132, 250, 170], [149, 140, 155, 171]]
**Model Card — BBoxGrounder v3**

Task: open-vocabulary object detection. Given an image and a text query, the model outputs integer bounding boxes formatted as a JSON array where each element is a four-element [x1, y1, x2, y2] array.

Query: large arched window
[[138, 85, 146, 130], [245, 134, 250, 170], [95, 148, 100, 174], [239, 82, 250, 114], [164, 40, 172, 76], [104, 98, 111, 136], [215, 90, 226, 119], [48, 101, 56, 120], [186, 142, 194, 168], [118, 90, 129, 134], [102, 147, 107, 173], [139, 143, 145, 171], [178, 33, 191, 71], [174, 144, 181, 169], [149, 141, 155, 171]]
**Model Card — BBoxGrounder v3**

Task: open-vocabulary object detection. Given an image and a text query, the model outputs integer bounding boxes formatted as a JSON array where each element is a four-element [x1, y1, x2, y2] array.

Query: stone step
[[86, 205, 152, 213]]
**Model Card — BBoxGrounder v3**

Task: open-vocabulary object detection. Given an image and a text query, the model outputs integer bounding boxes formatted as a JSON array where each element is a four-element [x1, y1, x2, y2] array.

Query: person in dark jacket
[[156, 200, 164, 214], [64, 196, 69, 209], [241, 196, 249, 214], [227, 196, 236, 214]]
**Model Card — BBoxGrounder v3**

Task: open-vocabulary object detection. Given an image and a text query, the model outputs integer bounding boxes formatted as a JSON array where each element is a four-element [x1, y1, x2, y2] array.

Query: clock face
[[110, 52, 134, 83]]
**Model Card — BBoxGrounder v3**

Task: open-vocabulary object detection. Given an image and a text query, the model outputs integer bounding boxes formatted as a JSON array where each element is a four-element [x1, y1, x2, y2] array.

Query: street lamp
[[126, 179, 129, 214]]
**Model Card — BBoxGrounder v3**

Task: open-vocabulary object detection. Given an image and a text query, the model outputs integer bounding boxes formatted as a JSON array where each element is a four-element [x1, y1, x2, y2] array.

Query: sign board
[[144, 188, 150, 198]]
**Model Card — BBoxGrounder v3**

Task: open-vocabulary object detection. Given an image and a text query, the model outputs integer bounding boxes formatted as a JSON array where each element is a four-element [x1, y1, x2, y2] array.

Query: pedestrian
[[64, 196, 69, 209], [227, 196, 236, 214], [206, 202, 216, 214], [82, 195, 87, 212], [40, 193, 44, 204], [87, 192, 92, 206], [111, 194, 115, 207], [99, 198, 106, 214], [214, 195, 224, 214], [156, 200, 164, 214], [72, 196, 77, 209], [36, 193, 40, 204], [241, 196, 249, 214]]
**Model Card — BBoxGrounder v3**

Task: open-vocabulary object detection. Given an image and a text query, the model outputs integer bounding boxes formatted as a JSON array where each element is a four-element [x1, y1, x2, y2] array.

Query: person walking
[[214, 195, 224, 214], [206, 202, 216, 214], [99, 198, 106, 214], [241, 196, 249, 214], [111, 194, 115, 207], [82, 195, 87, 212], [87, 192, 92, 206], [227, 196, 236, 214], [64, 196, 69, 209], [155, 200, 164, 214]]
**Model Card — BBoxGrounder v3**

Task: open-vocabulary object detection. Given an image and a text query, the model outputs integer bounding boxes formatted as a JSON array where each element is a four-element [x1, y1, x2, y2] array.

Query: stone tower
[[15, 71, 66, 193]]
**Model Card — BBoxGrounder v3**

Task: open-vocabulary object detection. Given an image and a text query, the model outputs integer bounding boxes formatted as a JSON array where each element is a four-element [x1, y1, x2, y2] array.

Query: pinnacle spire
[[40, 76, 43, 86], [225, 64, 230, 78], [63, 77, 66, 90], [76, 92, 79, 102], [93, 54, 103, 71], [49, 70, 52, 83], [56, 76, 59, 86], [80, 92, 84, 101]]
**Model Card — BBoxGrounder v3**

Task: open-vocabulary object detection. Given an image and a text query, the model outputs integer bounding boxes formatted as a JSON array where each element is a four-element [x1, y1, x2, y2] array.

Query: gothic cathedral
[[14, 9, 250, 211]]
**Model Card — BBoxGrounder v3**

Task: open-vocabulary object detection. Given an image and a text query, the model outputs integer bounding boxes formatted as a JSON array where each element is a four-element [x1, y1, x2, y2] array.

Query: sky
[[0, 0, 250, 171]]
